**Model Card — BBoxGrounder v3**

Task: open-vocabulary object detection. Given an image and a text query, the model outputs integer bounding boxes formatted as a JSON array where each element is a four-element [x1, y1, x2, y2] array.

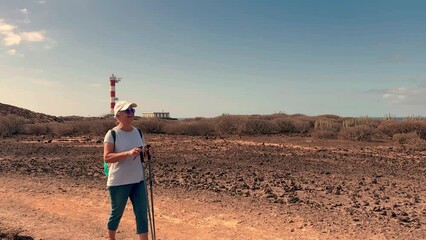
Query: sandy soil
[[0, 134, 425, 240]]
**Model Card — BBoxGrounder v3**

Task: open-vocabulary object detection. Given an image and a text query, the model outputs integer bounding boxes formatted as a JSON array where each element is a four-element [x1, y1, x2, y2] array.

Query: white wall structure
[[142, 112, 171, 119]]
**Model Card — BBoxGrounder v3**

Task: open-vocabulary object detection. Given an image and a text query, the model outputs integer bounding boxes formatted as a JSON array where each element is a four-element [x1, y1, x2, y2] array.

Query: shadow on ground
[[0, 231, 34, 240]]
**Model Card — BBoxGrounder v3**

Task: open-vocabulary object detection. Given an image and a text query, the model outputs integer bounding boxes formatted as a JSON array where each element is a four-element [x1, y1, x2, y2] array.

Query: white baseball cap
[[114, 101, 137, 116]]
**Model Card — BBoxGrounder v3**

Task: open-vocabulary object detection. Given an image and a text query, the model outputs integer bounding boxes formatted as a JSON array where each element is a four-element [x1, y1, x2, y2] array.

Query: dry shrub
[[292, 118, 314, 134], [258, 113, 288, 121], [378, 120, 426, 139], [393, 132, 424, 144], [48, 119, 115, 136], [86, 119, 116, 135], [72, 120, 113, 136], [164, 120, 215, 136], [0, 115, 26, 137], [163, 122, 181, 135], [371, 130, 391, 142], [30, 119, 114, 136], [273, 118, 297, 133], [339, 125, 375, 141], [215, 115, 244, 135], [273, 116, 314, 134], [311, 130, 337, 139], [22, 123, 52, 135], [242, 119, 278, 135], [404, 115, 426, 121], [314, 119, 340, 131], [393, 132, 426, 150], [190, 120, 216, 136], [135, 118, 166, 133], [342, 117, 380, 128], [378, 120, 402, 136], [316, 114, 341, 120], [50, 122, 78, 136], [290, 113, 307, 118], [405, 121, 426, 139]]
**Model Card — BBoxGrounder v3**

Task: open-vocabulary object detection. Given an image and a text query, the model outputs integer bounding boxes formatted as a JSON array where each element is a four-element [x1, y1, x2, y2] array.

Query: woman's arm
[[103, 143, 142, 163]]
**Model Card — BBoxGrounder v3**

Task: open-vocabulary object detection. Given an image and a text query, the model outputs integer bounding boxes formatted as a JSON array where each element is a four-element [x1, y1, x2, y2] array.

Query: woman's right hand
[[128, 147, 143, 158]]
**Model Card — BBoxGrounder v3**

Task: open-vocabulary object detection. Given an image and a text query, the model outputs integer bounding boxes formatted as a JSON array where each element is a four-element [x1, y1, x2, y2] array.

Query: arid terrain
[[0, 133, 424, 240]]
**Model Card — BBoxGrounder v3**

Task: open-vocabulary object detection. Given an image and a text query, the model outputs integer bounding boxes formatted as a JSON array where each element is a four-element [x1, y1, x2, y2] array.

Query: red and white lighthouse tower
[[109, 74, 122, 114]]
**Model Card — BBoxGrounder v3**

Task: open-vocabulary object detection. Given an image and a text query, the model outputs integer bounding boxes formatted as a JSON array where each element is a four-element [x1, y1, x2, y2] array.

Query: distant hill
[[0, 102, 63, 123]]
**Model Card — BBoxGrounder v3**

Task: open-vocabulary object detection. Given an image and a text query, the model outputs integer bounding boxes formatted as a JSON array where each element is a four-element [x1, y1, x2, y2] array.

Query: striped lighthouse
[[109, 74, 121, 114]]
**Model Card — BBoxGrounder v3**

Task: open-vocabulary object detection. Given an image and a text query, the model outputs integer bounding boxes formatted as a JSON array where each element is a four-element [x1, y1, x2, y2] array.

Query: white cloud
[[6, 49, 16, 55], [6, 49, 24, 57], [20, 9, 29, 15], [18, 8, 31, 24], [38, 0, 46, 4], [3, 32, 22, 46], [3, 31, 46, 46], [21, 31, 45, 42], [0, 19, 16, 33], [382, 87, 426, 105], [0, 19, 52, 55]]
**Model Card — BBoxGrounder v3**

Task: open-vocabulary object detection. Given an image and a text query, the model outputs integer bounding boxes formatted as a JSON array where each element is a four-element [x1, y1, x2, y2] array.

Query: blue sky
[[1, 0, 425, 118]]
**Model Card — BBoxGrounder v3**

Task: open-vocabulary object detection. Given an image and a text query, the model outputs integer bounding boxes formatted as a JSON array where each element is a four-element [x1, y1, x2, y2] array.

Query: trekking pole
[[144, 176, 154, 240], [146, 144, 156, 239], [141, 147, 155, 240]]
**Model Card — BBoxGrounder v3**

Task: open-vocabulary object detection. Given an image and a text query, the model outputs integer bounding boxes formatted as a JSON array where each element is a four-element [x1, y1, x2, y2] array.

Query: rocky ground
[[0, 134, 425, 239]]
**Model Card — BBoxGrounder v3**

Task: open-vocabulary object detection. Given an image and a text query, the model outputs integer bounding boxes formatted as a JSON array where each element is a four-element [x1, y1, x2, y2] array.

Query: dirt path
[[0, 175, 331, 240], [1, 135, 424, 239]]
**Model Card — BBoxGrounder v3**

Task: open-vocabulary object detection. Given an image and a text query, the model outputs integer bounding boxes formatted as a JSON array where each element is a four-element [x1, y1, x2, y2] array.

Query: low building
[[142, 112, 171, 119]]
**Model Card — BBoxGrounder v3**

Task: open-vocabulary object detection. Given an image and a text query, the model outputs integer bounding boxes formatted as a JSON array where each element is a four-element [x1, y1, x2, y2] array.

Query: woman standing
[[103, 100, 152, 240]]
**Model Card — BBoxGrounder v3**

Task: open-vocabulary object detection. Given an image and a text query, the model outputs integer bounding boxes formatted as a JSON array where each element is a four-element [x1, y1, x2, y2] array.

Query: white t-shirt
[[103, 126, 145, 187]]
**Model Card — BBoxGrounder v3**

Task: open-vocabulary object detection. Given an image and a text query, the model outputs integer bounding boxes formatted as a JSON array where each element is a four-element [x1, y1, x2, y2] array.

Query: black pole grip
[[146, 144, 152, 160]]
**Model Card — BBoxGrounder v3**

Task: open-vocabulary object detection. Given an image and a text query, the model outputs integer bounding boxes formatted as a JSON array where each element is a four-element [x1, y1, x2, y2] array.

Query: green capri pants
[[107, 181, 148, 234]]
